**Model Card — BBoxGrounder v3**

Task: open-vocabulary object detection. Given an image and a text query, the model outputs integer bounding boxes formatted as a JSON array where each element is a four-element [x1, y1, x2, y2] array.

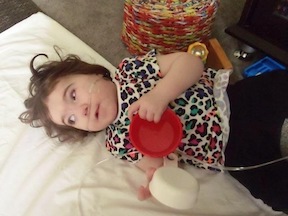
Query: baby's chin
[[89, 118, 116, 132]]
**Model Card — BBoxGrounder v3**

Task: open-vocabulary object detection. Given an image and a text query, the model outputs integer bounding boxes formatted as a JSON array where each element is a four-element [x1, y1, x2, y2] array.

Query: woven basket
[[121, 0, 220, 55]]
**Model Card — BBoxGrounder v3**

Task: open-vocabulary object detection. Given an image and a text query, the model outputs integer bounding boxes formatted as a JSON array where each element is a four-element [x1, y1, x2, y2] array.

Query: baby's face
[[45, 74, 118, 131]]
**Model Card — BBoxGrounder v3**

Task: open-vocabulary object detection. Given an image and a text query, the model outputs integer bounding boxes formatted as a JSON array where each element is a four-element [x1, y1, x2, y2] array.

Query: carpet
[[0, 0, 40, 32]]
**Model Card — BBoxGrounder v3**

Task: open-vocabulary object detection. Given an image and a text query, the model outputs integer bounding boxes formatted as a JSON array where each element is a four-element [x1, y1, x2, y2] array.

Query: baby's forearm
[[128, 52, 204, 123], [136, 156, 164, 172]]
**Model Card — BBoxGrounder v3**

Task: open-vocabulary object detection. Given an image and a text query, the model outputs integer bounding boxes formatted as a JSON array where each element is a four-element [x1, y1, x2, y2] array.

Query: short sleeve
[[211, 68, 232, 146], [114, 49, 161, 85]]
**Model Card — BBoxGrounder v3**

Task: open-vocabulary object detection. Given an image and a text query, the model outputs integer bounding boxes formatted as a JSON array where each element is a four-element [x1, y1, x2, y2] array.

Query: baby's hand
[[137, 167, 156, 201], [128, 92, 168, 123]]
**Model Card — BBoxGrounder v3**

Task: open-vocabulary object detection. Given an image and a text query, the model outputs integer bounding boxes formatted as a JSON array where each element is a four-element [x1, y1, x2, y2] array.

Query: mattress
[[0, 12, 286, 216]]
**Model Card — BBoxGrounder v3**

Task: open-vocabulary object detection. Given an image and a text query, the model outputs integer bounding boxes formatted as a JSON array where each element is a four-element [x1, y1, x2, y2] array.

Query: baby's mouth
[[95, 105, 100, 119]]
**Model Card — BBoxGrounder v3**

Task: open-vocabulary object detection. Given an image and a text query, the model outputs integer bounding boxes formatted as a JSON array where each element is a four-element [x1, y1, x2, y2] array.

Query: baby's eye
[[71, 89, 76, 101], [68, 114, 76, 125]]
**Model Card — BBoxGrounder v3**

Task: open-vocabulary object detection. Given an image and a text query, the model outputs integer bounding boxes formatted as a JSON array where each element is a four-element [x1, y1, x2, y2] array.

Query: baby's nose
[[82, 104, 89, 116], [70, 104, 89, 117]]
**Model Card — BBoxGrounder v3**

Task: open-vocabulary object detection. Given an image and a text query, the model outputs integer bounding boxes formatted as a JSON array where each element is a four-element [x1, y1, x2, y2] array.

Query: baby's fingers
[[138, 108, 148, 120], [145, 111, 155, 122], [153, 114, 162, 123], [150, 109, 165, 123], [128, 102, 140, 121]]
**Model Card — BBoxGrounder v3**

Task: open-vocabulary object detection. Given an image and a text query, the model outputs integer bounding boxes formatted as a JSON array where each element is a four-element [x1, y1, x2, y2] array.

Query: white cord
[[77, 157, 113, 216]]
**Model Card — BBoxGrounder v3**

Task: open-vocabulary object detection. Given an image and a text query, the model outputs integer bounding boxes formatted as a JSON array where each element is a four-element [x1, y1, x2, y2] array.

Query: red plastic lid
[[129, 109, 182, 157]]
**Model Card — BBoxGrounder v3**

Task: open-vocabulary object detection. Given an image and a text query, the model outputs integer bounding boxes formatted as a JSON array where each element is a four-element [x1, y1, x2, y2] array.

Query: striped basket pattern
[[121, 0, 220, 55]]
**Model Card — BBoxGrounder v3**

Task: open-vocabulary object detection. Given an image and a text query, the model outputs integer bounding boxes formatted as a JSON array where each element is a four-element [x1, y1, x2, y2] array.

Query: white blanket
[[0, 12, 286, 216]]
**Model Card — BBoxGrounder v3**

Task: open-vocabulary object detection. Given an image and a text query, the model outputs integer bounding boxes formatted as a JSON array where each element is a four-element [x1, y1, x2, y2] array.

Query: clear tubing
[[174, 150, 288, 172], [86, 81, 95, 131], [90, 150, 288, 172], [77, 151, 288, 216], [86, 78, 100, 132], [111, 150, 288, 172]]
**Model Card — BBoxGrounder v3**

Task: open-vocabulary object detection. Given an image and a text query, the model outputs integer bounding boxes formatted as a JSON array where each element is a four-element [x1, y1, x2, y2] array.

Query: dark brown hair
[[19, 51, 112, 142]]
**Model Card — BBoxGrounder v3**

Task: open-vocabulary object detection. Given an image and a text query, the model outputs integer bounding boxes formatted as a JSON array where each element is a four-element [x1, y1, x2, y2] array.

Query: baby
[[20, 49, 288, 211]]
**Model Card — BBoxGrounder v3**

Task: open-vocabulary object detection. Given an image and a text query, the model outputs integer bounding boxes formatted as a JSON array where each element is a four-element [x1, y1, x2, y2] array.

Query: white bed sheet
[[0, 12, 286, 216]]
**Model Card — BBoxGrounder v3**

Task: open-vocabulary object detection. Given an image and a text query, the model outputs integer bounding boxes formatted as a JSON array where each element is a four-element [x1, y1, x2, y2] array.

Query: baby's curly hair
[[19, 51, 112, 142]]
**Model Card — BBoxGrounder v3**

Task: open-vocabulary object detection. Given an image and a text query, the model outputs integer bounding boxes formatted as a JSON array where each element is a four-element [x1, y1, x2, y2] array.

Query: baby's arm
[[128, 52, 204, 123], [130, 53, 203, 199], [135, 156, 163, 171], [132, 52, 203, 172]]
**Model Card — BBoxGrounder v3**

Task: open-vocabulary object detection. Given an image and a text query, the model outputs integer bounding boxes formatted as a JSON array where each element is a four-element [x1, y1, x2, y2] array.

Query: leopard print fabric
[[106, 50, 230, 170]]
